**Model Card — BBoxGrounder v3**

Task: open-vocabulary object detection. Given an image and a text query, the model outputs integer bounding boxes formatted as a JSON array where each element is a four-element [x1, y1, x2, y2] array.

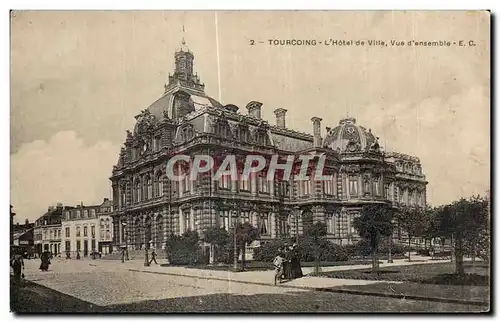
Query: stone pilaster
[[270, 213, 276, 238]]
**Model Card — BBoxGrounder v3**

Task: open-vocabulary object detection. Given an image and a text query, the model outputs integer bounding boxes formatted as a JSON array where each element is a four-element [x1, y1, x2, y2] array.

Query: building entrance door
[[83, 240, 88, 256]]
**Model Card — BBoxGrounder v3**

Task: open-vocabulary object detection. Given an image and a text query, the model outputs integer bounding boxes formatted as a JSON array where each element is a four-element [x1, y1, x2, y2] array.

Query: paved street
[[10, 257, 488, 313]]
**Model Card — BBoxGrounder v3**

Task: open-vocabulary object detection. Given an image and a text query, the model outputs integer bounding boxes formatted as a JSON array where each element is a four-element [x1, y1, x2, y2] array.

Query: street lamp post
[[294, 206, 300, 245], [388, 234, 393, 263], [144, 226, 150, 267], [232, 210, 238, 271]]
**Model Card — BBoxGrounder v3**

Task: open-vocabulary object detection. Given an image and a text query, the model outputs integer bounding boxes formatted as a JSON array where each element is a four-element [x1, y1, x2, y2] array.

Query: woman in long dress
[[39, 251, 50, 271], [290, 244, 303, 279]]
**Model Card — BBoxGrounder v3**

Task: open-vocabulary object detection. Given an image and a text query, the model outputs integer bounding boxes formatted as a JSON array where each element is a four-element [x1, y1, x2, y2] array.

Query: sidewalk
[[121, 255, 449, 289], [120, 255, 450, 286]]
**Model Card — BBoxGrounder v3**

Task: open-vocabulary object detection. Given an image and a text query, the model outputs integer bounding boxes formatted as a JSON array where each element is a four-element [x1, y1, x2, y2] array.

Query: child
[[273, 251, 284, 285]]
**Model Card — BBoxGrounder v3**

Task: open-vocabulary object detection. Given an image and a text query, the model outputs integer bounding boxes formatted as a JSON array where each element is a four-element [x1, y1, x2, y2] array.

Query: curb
[[128, 269, 489, 307]]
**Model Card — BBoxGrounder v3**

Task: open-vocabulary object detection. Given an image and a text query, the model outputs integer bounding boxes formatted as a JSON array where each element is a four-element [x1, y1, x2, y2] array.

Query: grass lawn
[[316, 262, 490, 286], [331, 282, 490, 303]]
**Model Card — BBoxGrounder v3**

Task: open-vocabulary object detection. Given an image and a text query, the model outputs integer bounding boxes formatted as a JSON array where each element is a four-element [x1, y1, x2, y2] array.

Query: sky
[[10, 11, 490, 223]]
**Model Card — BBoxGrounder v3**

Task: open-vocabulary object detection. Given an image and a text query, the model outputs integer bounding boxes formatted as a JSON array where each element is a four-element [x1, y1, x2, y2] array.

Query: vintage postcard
[[10, 10, 490, 313]]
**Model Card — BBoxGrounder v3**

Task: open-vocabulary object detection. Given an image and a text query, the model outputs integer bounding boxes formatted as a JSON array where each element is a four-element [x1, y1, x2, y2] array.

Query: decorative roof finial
[[181, 24, 186, 46]]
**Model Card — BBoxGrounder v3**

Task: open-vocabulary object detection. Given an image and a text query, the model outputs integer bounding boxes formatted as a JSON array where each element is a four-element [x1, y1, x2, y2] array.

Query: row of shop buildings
[[30, 198, 115, 257]]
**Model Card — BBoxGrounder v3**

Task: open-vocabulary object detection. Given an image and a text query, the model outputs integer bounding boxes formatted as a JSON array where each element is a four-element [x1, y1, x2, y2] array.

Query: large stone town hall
[[110, 40, 428, 257]]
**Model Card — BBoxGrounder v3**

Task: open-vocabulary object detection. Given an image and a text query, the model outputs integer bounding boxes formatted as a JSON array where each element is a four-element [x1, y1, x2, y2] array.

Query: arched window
[[302, 211, 313, 234], [76, 226, 81, 237]]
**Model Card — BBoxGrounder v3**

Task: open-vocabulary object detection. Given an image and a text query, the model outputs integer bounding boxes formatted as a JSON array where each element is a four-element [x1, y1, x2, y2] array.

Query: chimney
[[274, 108, 287, 128], [56, 202, 63, 209], [246, 101, 263, 119], [103, 198, 109, 202], [311, 117, 323, 148]]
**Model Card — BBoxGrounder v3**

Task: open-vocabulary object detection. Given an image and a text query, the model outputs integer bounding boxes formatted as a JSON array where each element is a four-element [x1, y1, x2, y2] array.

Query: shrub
[[166, 230, 206, 265], [344, 240, 406, 258], [253, 238, 290, 262], [417, 249, 431, 256], [253, 237, 348, 262], [317, 240, 349, 262]]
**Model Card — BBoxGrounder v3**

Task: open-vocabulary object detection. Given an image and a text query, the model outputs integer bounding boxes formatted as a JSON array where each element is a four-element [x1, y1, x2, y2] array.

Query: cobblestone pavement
[[14, 258, 488, 313]]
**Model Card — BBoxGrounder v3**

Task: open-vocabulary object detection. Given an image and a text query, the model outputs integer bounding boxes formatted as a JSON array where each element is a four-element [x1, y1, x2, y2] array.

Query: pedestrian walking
[[121, 248, 125, 263], [39, 251, 50, 271], [290, 243, 303, 279], [273, 250, 285, 285], [283, 246, 293, 280], [149, 248, 158, 265], [11, 251, 24, 283]]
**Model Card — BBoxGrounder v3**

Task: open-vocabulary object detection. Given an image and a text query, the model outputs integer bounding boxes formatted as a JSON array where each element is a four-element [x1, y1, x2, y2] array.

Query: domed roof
[[323, 117, 378, 153]]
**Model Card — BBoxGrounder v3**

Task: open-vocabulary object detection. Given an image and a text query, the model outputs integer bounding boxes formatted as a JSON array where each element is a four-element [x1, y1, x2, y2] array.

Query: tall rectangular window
[[278, 216, 289, 236], [218, 174, 231, 190], [323, 176, 334, 195], [259, 176, 269, 193], [258, 213, 269, 235], [218, 210, 231, 230], [240, 211, 250, 223], [65, 241, 71, 252], [84, 226, 88, 237], [302, 181, 310, 196], [91, 226, 95, 238], [384, 184, 389, 200], [183, 211, 191, 232], [373, 177, 381, 196], [326, 214, 336, 235], [349, 176, 358, 196], [239, 174, 249, 191], [183, 175, 190, 192], [76, 240, 81, 252]]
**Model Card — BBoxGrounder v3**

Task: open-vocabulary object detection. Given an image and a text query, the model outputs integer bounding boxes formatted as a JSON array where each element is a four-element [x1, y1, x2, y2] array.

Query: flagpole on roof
[[215, 12, 222, 102]]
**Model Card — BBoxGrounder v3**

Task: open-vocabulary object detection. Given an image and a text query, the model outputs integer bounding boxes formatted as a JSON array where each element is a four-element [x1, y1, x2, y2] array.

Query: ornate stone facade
[[110, 43, 428, 252]]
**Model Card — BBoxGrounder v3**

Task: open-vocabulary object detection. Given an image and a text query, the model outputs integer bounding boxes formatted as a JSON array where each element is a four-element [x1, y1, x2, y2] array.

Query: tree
[[435, 196, 489, 276], [304, 221, 328, 274], [353, 203, 394, 271], [395, 205, 430, 262], [234, 222, 260, 270], [202, 227, 230, 263]]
